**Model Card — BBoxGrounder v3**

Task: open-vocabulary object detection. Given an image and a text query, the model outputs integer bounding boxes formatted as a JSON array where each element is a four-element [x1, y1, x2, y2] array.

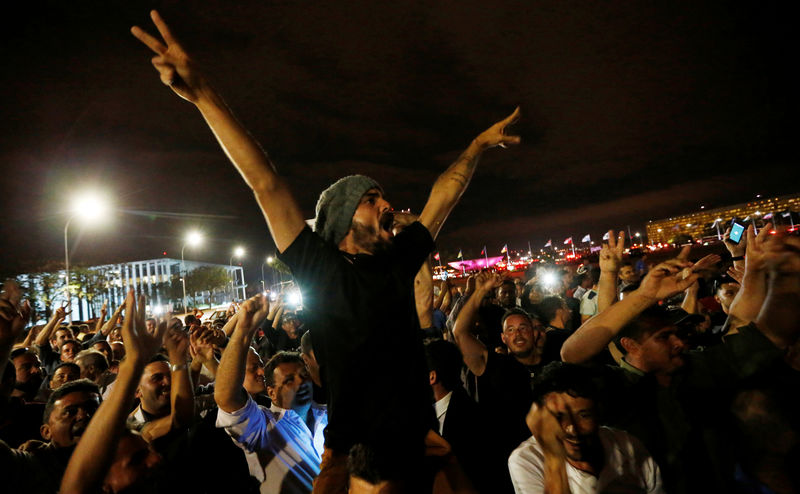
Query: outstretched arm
[[728, 224, 771, 327], [1, 281, 31, 383], [34, 304, 68, 347], [418, 108, 520, 239], [60, 291, 166, 494], [597, 230, 625, 312], [755, 234, 800, 348], [561, 250, 719, 364], [132, 11, 305, 252], [453, 272, 502, 376], [215, 295, 269, 412]]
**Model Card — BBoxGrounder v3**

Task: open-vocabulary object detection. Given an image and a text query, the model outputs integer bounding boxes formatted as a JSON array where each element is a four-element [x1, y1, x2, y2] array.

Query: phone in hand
[[729, 220, 746, 244]]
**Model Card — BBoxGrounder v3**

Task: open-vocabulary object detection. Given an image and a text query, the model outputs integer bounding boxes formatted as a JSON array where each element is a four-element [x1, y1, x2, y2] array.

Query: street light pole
[[64, 216, 74, 322], [181, 243, 188, 313]]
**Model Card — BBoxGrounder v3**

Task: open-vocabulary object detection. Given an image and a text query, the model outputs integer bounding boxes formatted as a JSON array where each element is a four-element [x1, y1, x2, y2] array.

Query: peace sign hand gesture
[[131, 10, 209, 104]]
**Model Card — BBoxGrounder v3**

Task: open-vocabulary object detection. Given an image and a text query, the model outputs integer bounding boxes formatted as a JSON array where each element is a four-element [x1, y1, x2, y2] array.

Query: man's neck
[[514, 351, 542, 367], [548, 319, 565, 330], [623, 357, 672, 387]]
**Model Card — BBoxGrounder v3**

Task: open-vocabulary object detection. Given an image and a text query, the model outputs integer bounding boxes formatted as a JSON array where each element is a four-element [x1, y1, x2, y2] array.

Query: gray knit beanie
[[313, 175, 382, 246]]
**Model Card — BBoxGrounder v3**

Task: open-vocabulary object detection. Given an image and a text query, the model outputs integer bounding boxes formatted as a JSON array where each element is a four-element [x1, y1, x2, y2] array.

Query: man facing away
[[132, 10, 520, 492]]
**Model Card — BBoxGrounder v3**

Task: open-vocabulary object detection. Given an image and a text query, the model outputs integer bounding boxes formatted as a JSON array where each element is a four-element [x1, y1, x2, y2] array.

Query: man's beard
[[14, 376, 43, 395], [350, 221, 392, 255]]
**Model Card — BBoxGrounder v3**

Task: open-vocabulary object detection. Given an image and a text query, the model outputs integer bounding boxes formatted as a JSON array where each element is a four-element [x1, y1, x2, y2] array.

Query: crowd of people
[[1, 9, 798, 494]]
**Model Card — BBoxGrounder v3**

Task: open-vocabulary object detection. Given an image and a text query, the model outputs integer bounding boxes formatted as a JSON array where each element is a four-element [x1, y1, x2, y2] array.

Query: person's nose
[[671, 334, 687, 352]]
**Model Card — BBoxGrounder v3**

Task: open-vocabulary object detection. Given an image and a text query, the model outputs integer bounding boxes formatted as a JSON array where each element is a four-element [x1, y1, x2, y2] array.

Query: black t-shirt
[[466, 351, 533, 453], [278, 222, 435, 453]]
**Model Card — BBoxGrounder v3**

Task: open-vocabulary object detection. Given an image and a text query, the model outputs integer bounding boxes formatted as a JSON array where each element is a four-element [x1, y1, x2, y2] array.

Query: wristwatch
[[170, 362, 188, 372]]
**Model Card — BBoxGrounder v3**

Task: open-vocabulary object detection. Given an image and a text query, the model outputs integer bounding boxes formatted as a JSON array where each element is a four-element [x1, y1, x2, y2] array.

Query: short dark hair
[[43, 378, 100, 423], [424, 339, 463, 392], [501, 307, 534, 328], [75, 349, 109, 371], [52, 326, 73, 339], [537, 296, 566, 325], [60, 339, 81, 351], [10, 347, 36, 361], [53, 362, 81, 376], [531, 362, 599, 406], [264, 351, 304, 387], [184, 314, 197, 325]]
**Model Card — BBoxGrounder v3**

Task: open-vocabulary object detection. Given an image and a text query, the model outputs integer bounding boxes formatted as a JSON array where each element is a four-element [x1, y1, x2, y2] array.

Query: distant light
[[185, 231, 203, 246], [233, 246, 245, 257], [267, 256, 274, 264], [262, 291, 268, 296], [755, 211, 762, 216], [635, 232, 641, 237], [686, 224, 692, 227], [162, 251, 167, 256], [541, 272, 557, 286], [657, 228, 663, 232], [70, 191, 111, 223], [700, 205, 705, 209], [715, 218, 723, 222], [151, 305, 164, 316]]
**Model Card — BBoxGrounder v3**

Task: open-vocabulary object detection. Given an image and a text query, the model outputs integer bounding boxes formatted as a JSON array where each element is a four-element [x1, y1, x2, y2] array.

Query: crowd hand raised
[[464, 274, 477, 297], [474, 271, 503, 294], [763, 234, 800, 276], [131, 10, 208, 104], [635, 247, 710, 302], [54, 302, 72, 321], [190, 327, 216, 364], [234, 294, 269, 339], [723, 225, 747, 258], [121, 290, 167, 367], [473, 107, 522, 150], [164, 318, 190, 362], [743, 223, 773, 274], [0, 281, 31, 347], [727, 265, 745, 284], [599, 230, 626, 273]]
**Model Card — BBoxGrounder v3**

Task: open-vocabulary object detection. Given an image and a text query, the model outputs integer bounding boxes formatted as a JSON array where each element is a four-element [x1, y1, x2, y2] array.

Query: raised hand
[[121, 290, 167, 366], [599, 230, 626, 273], [743, 223, 773, 274], [0, 281, 31, 348], [164, 319, 190, 363], [727, 265, 745, 284], [723, 226, 747, 258], [635, 247, 696, 302], [131, 10, 208, 103], [473, 107, 522, 150], [54, 303, 71, 321], [190, 327, 216, 364], [475, 271, 503, 294], [234, 294, 268, 339]]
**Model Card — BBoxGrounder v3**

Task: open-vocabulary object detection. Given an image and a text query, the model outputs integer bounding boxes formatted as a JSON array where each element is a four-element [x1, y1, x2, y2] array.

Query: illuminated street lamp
[[230, 246, 245, 301], [713, 218, 723, 240], [181, 231, 203, 312], [65, 192, 111, 322]]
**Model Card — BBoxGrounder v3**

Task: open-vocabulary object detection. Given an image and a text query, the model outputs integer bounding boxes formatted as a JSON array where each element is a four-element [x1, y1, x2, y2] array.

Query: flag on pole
[[763, 212, 773, 220], [564, 237, 573, 245], [500, 244, 508, 254], [433, 252, 440, 261], [544, 239, 552, 247], [602, 231, 610, 241], [457, 250, 463, 259], [480, 246, 486, 256], [581, 234, 591, 243], [782, 211, 791, 218]]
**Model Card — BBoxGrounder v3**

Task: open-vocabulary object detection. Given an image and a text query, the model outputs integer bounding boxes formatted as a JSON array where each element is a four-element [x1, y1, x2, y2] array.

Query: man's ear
[[40, 423, 51, 441], [266, 385, 277, 403], [429, 370, 437, 386], [135, 385, 142, 399], [619, 337, 637, 355]]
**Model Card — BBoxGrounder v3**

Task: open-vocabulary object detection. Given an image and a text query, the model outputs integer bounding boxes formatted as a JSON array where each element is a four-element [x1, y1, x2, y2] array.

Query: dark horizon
[[1, 1, 796, 287]]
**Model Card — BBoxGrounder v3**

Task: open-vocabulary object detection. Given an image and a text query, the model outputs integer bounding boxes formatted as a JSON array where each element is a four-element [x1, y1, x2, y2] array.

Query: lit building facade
[[19, 258, 244, 322], [646, 193, 800, 244]]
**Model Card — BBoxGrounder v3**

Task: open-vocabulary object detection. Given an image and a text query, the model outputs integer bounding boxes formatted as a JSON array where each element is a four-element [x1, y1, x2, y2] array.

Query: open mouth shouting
[[380, 211, 395, 234]]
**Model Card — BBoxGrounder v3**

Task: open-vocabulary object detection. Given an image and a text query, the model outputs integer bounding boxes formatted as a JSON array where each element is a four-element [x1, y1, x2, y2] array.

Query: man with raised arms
[[132, 10, 519, 492]]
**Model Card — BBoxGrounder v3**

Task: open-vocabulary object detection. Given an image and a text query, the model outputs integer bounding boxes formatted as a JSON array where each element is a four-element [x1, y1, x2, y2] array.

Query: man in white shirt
[[509, 362, 663, 494], [216, 299, 327, 494]]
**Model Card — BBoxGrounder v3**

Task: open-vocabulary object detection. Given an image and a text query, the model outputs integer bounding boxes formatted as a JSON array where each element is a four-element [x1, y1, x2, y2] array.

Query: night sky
[[1, 1, 795, 285]]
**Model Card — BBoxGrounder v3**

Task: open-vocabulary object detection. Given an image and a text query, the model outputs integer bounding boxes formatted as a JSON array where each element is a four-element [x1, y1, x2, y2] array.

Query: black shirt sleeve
[[388, 221, 435, 278]]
